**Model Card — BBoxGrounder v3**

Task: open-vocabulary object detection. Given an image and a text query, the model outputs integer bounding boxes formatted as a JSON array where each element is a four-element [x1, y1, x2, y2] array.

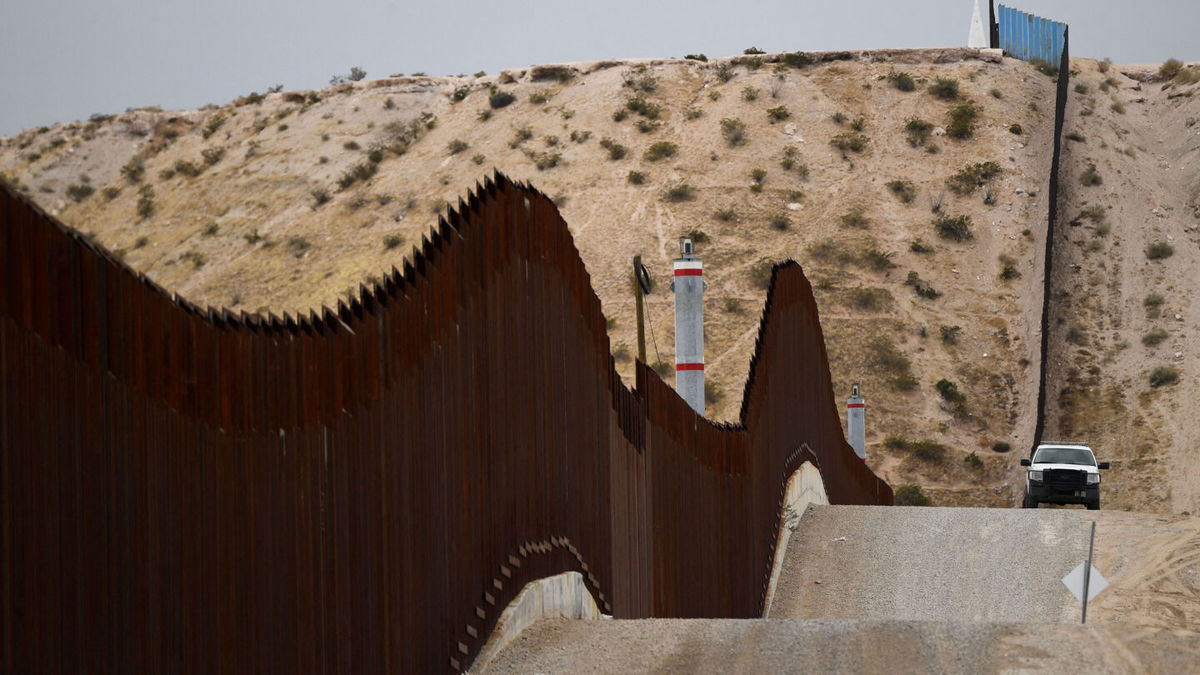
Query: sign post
[[1061, 521, 1107, 624]]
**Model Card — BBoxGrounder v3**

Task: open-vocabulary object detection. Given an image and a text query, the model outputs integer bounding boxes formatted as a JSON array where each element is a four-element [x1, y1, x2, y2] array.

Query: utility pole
[[633, 256, 649, 363]]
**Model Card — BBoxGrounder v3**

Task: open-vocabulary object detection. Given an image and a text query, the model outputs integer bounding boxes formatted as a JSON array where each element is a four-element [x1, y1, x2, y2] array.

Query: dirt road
[[482, 505, 1200, 672]]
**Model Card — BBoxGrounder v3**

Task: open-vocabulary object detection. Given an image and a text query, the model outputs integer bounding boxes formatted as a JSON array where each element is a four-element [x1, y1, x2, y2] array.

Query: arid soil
[[0, 48, 1059, 504], [1044, 58, 1200, 513]]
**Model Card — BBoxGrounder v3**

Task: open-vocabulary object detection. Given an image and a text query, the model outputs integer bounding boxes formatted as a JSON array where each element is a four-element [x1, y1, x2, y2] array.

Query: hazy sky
[[1, 0, 1196, 136]]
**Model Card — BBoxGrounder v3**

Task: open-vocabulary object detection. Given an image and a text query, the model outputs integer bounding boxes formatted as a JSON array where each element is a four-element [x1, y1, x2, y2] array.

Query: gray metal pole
[[672, 239, 705, 414], [1082, 520, 1095, 624]]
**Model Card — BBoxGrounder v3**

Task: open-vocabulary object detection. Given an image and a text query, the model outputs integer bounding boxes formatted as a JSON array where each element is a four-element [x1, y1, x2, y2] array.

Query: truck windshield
[[1034, 447, 1095, 466]]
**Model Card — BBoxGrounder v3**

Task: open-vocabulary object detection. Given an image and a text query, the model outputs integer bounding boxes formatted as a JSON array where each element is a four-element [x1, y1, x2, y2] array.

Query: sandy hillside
[[0, 48, 1060, 505], [1044, 58, 1200, 514]]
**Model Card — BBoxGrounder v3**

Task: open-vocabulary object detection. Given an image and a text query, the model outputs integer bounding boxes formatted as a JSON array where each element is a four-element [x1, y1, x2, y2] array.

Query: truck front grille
[[1044, 468, 1087, 489]]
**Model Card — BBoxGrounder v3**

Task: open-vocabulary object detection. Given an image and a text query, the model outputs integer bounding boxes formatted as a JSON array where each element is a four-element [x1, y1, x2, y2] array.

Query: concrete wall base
[[762, 461, 829, 616], [471, 570, 604, 671]]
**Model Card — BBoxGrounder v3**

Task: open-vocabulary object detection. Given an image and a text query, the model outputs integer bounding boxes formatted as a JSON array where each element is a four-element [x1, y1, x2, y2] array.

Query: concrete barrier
[[763, 461, 829, 616], [471, 571, 605, 671]]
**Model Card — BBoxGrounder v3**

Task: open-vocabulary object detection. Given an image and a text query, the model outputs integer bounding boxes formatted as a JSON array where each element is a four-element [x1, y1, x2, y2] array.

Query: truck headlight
[[1086, 474, 1100, 485], [1029, 470, 1043, 482]]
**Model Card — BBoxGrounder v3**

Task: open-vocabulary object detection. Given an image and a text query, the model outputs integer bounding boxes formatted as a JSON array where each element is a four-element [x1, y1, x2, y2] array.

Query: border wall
[[991, 4, 1071, 451], [0, 173, 890, 673]]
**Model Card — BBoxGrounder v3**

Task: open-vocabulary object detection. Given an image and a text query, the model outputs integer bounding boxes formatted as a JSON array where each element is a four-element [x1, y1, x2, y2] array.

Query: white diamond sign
[[1062, 561, 1109, 604]]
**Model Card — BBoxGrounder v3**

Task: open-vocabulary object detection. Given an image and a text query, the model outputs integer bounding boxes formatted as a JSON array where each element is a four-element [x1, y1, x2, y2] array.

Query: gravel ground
[[480, 617, 1200, 673], [769, 505, 1091, 622], [480, 506, 1200, 672]]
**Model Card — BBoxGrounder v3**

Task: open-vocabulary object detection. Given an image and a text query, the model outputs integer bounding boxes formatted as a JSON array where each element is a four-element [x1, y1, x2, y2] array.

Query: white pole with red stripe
[[672, 239, 706, 414], [847, 384, 866, 459]]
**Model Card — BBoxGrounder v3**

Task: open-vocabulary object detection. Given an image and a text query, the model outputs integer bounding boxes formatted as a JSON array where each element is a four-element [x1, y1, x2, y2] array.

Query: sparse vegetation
[[704, 380, 723, 404], [1008, 123, 1023, 135], [136, 185, 154, 219], [714, 207, 737, 222], [627, 170, 646, 185], [868, 336, 917, 391], [861, 247, 896, 271], [336, 162, 378, 190], [202, 114, 226, 139], [1142, 329, 1169, 347], [839, 207, 869, 228], [65, 183, 94, 202], [663, 183, 695, 202], [383, 234, 403, 250], [510, 125, 534, 147], [720, 118, 747, 146], [946, 102, 980, 139], [888, 70, 916, 92], [626, 96, 662, 119], [766, 105, 790, 122], [286, 236, 312, 258], [946, 161, 1001, 195], [768, 212, 791, 231], [893, 484, 930, 506], [748, 258, 775, 290], [906, 271, 941, 299], [1065, 131, 1085, 142], [644, 141, 678, 161], [714, 62, 736, 83], [489, 91, 517, 109], [1146, 241, 1175, 260], [999, 254, 1021, 280], [934, 213, 973, 241], [528, 150, 562, 170], [830, 132, 868, 155], [599, 138, 627, 160], [740, 86, 760, 101], [1080, 163, 1103, 186], [121, 158, 145, 183], [201, 147, 225, 165], [910, 239, 932, 253], [849, 288, 884, 309], [1159, 58, 1185, 81], [447, 139, 469, 155], [1144, 294, 1166, 317], [935, 379, 969, 418], [1150, 366, 1180, 388], [904, 118, 934, 147], [928, 77, 960, 100], [831, 112, 847, 125], [887, 179, 916, 204], [311, 188, 330, 208]]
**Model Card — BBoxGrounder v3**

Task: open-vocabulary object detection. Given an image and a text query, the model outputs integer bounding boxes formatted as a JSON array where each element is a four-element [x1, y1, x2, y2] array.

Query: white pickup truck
[[1020, 442, 1110, 510]]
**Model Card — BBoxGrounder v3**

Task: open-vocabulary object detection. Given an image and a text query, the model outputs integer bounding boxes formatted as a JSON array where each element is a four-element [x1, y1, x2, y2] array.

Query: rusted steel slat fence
[[0, 172, 890, 673]]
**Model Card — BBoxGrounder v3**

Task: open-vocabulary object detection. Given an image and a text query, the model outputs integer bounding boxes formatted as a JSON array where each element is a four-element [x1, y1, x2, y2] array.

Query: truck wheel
[[1022, 494, 1037, 509], [1087, 499, 1100, 511]]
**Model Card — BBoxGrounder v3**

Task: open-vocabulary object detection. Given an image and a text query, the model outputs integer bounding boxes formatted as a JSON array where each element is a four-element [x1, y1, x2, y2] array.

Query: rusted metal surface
[[0, 172, 890, 673]]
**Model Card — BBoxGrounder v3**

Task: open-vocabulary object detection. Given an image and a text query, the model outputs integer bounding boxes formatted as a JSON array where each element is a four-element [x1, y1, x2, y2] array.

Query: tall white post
[[968, 0, 989, 48], [672, 239, 705, 415], [847, 384, 866, 459]]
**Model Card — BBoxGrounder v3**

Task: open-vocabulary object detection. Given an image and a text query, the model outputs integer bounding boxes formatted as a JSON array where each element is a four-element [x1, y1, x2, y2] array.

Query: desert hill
[[1045, 58, 1200, 513], [0, 47, 1060, 506]]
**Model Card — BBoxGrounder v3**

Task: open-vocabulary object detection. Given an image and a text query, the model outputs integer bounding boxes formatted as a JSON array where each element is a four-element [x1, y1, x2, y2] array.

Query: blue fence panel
[[998, 4, 1065, 66]]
